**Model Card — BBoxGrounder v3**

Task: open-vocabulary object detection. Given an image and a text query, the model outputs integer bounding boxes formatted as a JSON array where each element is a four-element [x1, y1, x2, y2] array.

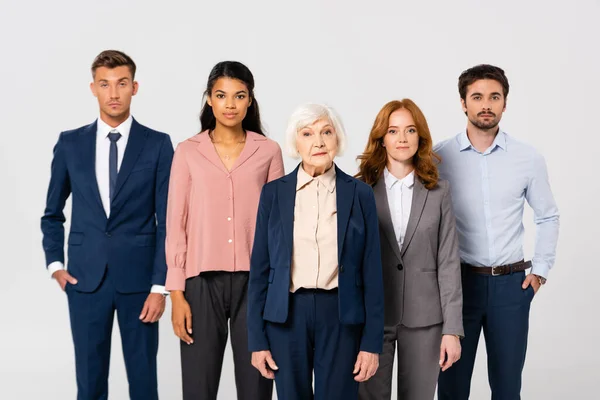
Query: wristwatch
[[536, 275, 547, 285]]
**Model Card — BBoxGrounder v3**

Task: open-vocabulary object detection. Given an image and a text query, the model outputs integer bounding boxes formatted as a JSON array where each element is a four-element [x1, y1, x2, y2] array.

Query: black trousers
[[181, 271, 273, 400]]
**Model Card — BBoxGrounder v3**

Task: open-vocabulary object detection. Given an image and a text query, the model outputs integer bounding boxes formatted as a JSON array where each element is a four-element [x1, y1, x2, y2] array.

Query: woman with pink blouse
[[165, 61, 284, 400]]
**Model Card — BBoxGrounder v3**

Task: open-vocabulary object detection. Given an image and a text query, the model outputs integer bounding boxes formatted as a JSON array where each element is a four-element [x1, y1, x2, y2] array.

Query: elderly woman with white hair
[[247, 103, 384, 400]]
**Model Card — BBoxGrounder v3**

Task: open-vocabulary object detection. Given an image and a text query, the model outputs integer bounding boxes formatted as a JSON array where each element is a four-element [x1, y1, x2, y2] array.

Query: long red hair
[[356, 99, 440, 189]]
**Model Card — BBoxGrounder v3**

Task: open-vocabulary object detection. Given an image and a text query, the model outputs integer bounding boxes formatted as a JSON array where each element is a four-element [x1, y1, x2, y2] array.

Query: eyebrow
[[388, 125, 416, 129], [98, 77, 130, 83], [214, 89, 248, 94]]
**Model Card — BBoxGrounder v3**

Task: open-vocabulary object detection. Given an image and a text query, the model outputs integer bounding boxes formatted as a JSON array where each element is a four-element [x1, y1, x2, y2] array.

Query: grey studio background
[[1, 0, 598, 398]]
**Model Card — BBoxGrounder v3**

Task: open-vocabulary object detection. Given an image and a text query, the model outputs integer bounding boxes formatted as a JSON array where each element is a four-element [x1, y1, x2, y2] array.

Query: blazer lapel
[[335, 166, 356, 263], [401, 179, 428, 256], [112, 118, 147, 201], [374, 178, 402, 263], [78, 121, 106, 218], [278, 165, 299, 262]]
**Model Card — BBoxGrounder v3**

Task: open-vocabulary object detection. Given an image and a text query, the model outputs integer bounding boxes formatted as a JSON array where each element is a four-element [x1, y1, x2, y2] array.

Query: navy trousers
[[438, 270, 535, 400], [266, 288, 362, 400], [65, 269, 159, 400]]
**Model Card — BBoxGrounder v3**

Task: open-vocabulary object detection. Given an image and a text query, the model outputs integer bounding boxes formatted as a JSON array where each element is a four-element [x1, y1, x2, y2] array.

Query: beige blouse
[[290, 165, 339, 292]]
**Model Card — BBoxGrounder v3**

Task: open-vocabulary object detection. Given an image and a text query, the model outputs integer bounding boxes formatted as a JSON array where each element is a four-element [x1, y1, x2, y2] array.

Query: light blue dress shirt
[[434, 130, 559, 279]]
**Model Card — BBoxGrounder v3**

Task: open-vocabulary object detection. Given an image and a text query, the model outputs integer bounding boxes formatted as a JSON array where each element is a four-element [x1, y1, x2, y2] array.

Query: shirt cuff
[[531, 261, 550, 280], [165, 268, 187, 292], [151, 285, 168, 295], [47, 261, 64, 278]]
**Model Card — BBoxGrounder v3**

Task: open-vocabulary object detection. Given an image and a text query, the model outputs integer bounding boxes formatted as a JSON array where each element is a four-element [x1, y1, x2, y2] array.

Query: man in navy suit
[[41, 50, 174, 400]]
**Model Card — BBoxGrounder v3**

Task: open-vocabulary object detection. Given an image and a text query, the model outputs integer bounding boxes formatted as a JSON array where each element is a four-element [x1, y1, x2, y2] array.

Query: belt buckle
[[491, 266, 502, 276]]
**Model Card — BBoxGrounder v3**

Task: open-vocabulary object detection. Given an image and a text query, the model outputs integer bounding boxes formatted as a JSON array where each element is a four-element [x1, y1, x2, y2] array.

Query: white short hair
[[284, 103, 347, 159]]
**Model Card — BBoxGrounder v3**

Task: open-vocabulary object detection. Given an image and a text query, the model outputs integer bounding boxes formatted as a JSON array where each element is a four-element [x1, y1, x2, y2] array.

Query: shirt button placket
[[227, 174, 235, 270], [481, 155, 495, 263]]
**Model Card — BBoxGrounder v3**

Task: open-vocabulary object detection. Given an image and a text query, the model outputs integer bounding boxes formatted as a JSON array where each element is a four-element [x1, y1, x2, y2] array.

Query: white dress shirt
[[384, 168, 415, 248], [48, 116, 166, 294]]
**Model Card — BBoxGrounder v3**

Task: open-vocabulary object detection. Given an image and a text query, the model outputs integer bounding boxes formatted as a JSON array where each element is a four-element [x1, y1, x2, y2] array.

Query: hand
[[353, 351, 379, 382], [251, 350, 279, 379], [522, 274, 541, 294], [171, 291, 193, 344], [139, 293, 165, 323], [439, 335, 461, 372], [52, 270, 78, 291]]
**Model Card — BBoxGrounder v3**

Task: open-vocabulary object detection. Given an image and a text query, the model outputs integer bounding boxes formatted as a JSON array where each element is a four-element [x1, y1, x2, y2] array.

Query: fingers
[[441, 348, 461, 372], [522, 274, 534, 289], [266, 354, 279, 371], [364, 360, 378, 381], [354, 359, 368, 382], [141, 297, 166, 323], [252, 352, 275, 379], [171, 300, 194, 344], [258, 362, 274, 379], [439, 343, 446, 367], [178, 313, 193, 345]]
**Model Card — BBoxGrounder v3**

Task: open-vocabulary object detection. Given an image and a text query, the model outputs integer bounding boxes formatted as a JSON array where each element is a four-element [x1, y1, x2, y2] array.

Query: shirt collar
[[297, 163, 337, 193], [458, 129, 507, 153], [384, 167, 415, 190], [97, 115, 133, 141]]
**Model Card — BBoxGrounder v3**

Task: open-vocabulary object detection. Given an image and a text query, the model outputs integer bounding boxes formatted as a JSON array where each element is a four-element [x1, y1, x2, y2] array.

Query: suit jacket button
[[397, 264, 403, 270], [340, 265, 344, 273]]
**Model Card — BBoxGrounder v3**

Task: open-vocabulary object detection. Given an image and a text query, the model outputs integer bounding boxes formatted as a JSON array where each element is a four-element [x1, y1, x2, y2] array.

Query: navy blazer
[[247, 165, 384, 354], [41, 118, 174, 293]]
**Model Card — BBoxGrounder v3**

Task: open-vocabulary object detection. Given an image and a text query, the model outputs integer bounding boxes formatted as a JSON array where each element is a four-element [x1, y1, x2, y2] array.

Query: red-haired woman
[[356, 99, 464, 400]]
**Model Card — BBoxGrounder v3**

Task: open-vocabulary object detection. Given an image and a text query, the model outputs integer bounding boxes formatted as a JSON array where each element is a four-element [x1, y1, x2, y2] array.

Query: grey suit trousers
[[359, 323, 443, 400]]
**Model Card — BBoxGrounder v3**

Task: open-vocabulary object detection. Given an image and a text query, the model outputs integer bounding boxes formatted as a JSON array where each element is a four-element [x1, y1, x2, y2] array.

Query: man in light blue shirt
[[436, 64, 559, 400]]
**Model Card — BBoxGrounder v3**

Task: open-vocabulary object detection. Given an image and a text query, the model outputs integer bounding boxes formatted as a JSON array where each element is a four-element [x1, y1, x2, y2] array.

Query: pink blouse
[[165, 130, 284, 291]]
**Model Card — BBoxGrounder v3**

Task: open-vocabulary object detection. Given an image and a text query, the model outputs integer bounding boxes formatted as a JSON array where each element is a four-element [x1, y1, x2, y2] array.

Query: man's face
[[462, 79, 506, 131], [90, 66, 137, 124]]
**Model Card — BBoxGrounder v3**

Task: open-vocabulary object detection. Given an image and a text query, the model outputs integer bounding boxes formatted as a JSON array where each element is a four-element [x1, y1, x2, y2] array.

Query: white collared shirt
[[384, 168, 415, 248], [48, 116, 165, 294], [96, 115, 132, 217]]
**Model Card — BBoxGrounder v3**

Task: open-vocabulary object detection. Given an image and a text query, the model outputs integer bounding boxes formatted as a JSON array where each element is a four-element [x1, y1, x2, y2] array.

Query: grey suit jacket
[[374, 176, 463, 336]]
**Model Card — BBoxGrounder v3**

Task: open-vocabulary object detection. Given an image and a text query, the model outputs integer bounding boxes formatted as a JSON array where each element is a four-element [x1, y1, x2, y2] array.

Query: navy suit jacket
[[247, 165, 384, 354], [41, 118, 174, 293]]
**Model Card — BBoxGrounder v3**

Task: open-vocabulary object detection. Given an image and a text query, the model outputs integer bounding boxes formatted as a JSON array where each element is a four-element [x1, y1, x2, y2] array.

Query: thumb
[[66, 272, 78, 284], [353, 356, 361, 374], [139, 301, 149, 319], [186, 311, 193, 334], [522, 275, 530, 289], [266, 354, 278, 370]]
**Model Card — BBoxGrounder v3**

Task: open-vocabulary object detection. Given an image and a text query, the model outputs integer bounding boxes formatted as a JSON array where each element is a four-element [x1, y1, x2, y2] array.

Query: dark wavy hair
[[356, 99, 440, 189], [199, 61, 264, 135]]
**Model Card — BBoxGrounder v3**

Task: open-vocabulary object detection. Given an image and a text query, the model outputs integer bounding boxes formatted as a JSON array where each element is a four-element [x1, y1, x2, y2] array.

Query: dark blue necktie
[[108, 130, 122, 202]]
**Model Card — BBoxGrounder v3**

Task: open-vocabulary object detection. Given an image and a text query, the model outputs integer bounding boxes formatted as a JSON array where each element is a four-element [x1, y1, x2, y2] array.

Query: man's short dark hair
[[91, 50, 136, 79], [458, 64, 509, 101]]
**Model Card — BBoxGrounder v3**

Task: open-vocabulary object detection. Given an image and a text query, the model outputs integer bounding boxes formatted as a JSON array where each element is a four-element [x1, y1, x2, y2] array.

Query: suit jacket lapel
[[335, 166, 355, 263], [112, 118, 147, 201], [278, 165, 299, 262], [374, 178, 402, 264], [78, 121, 106, 218], [401, 178, 428, 256]]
